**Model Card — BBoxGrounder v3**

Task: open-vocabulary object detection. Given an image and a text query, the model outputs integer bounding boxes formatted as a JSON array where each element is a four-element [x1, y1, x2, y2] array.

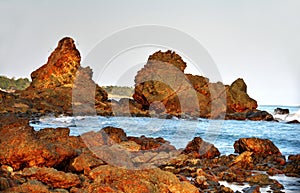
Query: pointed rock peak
[[148, 50, 187, 72], [230, 78, 247, 92], [29, 37, 81, 89]]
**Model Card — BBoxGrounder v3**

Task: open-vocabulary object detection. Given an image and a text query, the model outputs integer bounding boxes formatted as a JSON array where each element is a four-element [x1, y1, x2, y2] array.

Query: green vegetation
[[0, 76, 31, 90], [103, 86, 134, 97]]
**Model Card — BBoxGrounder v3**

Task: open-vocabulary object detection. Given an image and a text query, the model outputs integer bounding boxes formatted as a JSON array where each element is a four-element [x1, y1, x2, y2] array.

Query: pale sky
[[0, 0, 299, 106]]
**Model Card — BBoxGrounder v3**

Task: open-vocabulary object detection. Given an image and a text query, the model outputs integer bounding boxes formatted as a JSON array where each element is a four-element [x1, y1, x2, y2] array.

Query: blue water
[[31, 105, 300, 156]]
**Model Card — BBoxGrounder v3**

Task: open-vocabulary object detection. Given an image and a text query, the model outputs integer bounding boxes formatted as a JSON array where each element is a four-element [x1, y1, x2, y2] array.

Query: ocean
[[31, 105, 300, 192]]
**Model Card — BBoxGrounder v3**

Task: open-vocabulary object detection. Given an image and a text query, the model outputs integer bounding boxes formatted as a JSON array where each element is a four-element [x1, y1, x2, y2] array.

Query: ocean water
[[31, 105, 300, 192], [32, 105, 300, 156]]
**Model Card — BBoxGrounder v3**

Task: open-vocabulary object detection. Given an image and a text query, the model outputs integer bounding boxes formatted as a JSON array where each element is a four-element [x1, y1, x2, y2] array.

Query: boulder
[[181, 137, 220, 159], [274, 107, 289, 115], [0, 116, 82, 170], [233, 138, 281, 157], [85, 165, 199, 193]]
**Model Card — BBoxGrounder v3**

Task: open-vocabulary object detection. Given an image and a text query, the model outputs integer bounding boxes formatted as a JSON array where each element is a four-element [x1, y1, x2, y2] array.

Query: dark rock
[[274, 107, 289, 115], [242, 185, 260, 193], [234, 138, 282, 157], [246, 110, 274, 121], [283, 154, 300, 177], [181, 137, 220, 159], [287, 120, 300, 124]]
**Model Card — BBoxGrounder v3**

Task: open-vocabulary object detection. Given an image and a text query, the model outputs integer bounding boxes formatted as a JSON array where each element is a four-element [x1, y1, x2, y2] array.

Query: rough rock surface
[[133, 50, 258, 118], [234, 138, 282, 157], [0, 116, 83, 170], [20, 37, 109, 115], [181, 137, 220, 159]]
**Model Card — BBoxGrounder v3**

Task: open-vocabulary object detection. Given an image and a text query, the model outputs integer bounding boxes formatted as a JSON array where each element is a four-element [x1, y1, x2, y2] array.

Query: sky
[[0, 0, 299, 106]]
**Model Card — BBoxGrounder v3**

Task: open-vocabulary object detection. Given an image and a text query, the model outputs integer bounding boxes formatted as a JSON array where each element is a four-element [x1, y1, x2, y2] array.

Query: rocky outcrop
[[133, 50, 258, 119], [20, 37, 109, 115]]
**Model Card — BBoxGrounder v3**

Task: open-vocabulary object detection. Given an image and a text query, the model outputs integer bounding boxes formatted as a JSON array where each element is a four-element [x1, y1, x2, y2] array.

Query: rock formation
[[133, 50, 259, 119], [21, 37, 109, 115]]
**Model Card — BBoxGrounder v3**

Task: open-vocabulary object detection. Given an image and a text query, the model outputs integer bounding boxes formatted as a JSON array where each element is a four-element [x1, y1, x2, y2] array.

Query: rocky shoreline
[[0, 37, 299, 192], [0, 114, 299, 192]]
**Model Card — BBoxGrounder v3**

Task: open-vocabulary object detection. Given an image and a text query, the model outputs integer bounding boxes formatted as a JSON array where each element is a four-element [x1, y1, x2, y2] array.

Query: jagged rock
[[133, 50, 258, 119], [20, 37, 108, 115], [226, 78, 257, 113], [181, 137, 220, 159], [233, 138, 282, 157]]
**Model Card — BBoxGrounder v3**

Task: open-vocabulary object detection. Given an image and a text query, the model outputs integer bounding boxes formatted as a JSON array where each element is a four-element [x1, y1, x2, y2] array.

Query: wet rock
[[234, 138, 281, 157], [242, 185, 260, 193], [283, 154, 300, 177], [274, 107, 289, 115], [287, 120, 300, 124], [246, 110, 274, 121], [181, 137, 220, 159], [22, 166, 80, 189]]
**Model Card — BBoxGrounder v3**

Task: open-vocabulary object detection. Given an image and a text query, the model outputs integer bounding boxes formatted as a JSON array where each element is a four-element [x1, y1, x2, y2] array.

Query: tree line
[[0, 76, 31, 90]]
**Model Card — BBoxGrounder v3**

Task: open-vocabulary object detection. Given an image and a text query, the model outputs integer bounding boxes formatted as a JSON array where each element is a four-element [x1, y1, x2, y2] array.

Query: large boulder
[[133, 50, 258, 119], [233, 138, 282, 157], [0, 115, 84, 170], [84, 165, 199, 193]]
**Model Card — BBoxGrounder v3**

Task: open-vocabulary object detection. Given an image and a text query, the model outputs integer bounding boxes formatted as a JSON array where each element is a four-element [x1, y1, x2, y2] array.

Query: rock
[[242, 185, 260, 193], [274, 107, 289, 115], [69, 148, 106, 174], [283, 154, 300, 177], [2, 180, 50, 193], [128, 135, 176, 151], [181, 137, 220, 159], [86, 165, 199, 193], [287, 120, 300, 124], [246, 110, 274, 121], [0, 117, 79, 170], [229, 151, 254, 169], [20, 37, 108, 115], [133, 50, 259, 119], [226, 78, 257, 113], [22, 166, 80, 189], [233, 138, 282, 157]]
